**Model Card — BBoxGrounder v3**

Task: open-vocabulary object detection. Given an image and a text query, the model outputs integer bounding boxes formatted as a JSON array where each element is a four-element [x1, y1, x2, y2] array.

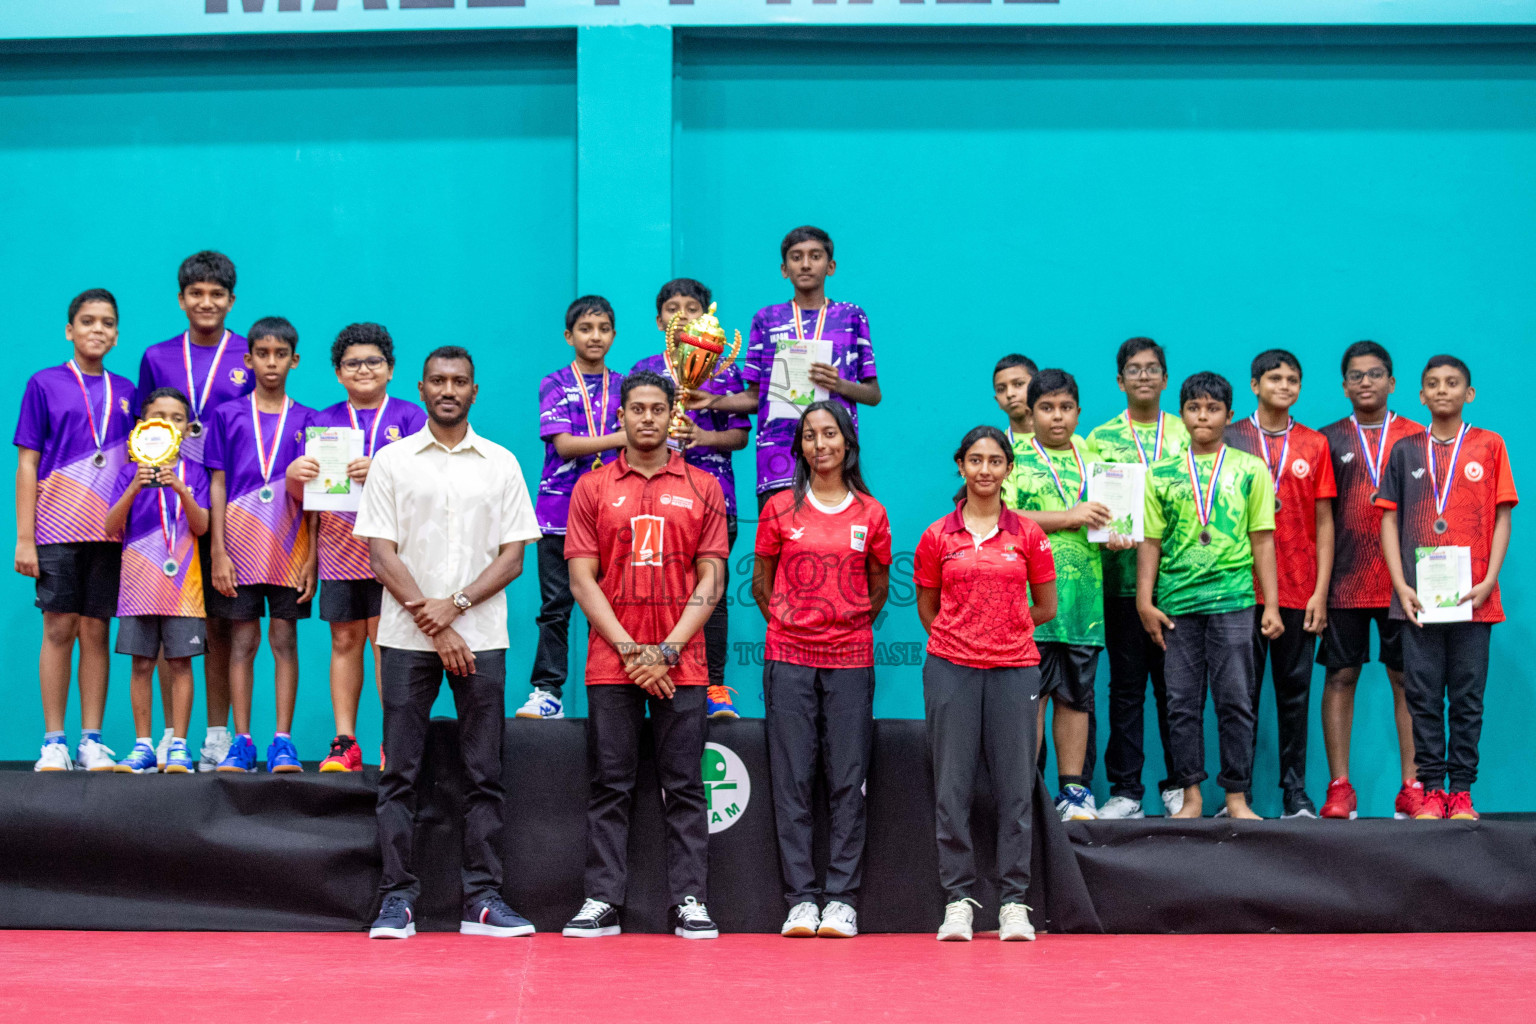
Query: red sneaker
[[1414, 789, 1449, 819], [1447, 791, 1480, 820], [1394, 780, 1426, 820], [319, 734, 362, 773], [1320, 778, 1358, 820]]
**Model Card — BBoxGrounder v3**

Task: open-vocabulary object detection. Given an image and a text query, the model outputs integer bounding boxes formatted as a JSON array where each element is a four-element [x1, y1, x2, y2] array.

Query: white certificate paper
[[1086, 462, 1145, 543], [768, 337, 832, 422], [303, 426, 364, 512], [1415, 545, 1473, 624]]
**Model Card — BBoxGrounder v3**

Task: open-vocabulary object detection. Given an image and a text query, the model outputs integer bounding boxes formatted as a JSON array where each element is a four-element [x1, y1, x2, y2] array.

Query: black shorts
[[320, 577, 383, 623], [1317, 607, 1404, 672], [1038, 642, 1099, 712], [35, 542, 120, 619], [205, 583, 312, 622], [116, 615, 206, 659]]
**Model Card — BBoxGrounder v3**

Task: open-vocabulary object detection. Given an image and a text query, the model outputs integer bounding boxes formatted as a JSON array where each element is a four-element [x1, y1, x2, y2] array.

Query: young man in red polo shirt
[[1224, 349, 1336, 818], [561, 369, 729, 940]]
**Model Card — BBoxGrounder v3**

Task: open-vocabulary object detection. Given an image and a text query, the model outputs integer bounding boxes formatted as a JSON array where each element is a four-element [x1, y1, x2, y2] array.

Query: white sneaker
[[937, 898, 980, 941], [1161, 787, 1185, 816], [515, 690, 564, 720], [75, 739, 117, 771], [154, 727, 174, 767], [34, 743, 73, 771], [198, 731, 232, 773], [1055, 784, 1099, 821], [818, 901, 857, 938], [781, 901, 819, 937], [998, 903, 1036, 942], [1098, 795, 1146, 819]]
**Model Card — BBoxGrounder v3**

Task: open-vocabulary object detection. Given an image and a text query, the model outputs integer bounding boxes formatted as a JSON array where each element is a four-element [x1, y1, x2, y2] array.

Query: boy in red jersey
[[1224, 350, 1335, 818], [1378, 355, 1515, 821], [1316, 342, 1425, 819]]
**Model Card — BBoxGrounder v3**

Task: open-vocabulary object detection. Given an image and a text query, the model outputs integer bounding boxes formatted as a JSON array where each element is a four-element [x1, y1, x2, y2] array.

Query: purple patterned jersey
[[113, 459, 210, 618], [742, 300, 877, 494], [136, 331, 254, 464], [310, 397, 427, 581], [535, 365, 623, 534], [203, 394, 314, 588], [13, 364, 137, 545], [628, 353, 749, 517]]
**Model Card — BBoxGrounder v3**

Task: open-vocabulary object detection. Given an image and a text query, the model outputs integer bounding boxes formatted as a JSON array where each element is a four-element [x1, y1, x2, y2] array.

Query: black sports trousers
[[1400, 620, 1492, 793], [1102, 594, 1174, 801], [1249, 606, 1316, 796]]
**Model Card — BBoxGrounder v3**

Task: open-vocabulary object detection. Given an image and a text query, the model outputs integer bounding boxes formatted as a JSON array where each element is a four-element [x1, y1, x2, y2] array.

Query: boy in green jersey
[[1137, 372, 1282, 820], [993, 353, 1038, 449], [1086, 337, 1191, 819], [1003, 369, 1134, 821]]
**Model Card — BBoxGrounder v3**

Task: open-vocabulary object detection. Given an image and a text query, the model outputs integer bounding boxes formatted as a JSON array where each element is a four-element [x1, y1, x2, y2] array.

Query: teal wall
[[3, 28, 1533, 817]]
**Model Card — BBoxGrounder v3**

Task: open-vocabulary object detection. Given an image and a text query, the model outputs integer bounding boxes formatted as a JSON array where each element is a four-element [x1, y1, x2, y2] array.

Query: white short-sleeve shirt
[[354, 422, 541, 652]]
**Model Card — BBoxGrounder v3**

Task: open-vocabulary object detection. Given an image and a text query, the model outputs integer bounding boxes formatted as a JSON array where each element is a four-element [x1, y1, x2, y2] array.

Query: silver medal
[[258, 485, 275, 503], [162, 559, 179, 578]]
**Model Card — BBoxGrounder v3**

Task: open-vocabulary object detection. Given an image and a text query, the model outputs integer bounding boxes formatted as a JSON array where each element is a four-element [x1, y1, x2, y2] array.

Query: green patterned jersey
[[1002, 435, 1105, 646], [1085, 412, 1192, 597], [1144, 445, 1275, 617]]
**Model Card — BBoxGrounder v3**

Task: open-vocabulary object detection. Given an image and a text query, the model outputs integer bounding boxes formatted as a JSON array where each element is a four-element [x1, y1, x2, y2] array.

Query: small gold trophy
[[128, 417, 182, 487], [663, 303, 742, 439]]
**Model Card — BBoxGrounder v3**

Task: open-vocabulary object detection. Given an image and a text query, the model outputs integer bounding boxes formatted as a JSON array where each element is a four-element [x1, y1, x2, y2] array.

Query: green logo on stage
[[702, 742, 751, 834]]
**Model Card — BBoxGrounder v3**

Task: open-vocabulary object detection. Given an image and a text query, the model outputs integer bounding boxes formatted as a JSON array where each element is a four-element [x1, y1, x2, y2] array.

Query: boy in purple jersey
[[136, 251, 253, 772], [629, 278, 750, 718], [15, 289, 137, 772], [703, 226, 881, 509], [204, 317, 317, 774], [520, 296, 625, 721], [103, 388, 210, 774], [288, 323, 427, 772]]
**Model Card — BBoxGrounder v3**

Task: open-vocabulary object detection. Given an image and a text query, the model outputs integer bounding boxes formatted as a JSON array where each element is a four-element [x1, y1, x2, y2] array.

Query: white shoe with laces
[[673, 896, 718, 939], [818, 901, 857, 938], [75, 739, 116, 771], [1097, 795, 1146, 819], [34, 743, 73, 771], [937, 898, 980, 941], [515, 690, 564, 720], [1161, 787, 1185, 816], [154, 728, 174, 768], [781, 901, 819, 937], [998, 903, 1036, 941], [198, 732, 232, 773]]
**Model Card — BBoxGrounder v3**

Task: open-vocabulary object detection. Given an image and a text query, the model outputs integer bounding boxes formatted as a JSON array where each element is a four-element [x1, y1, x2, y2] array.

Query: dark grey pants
[[530, 534, 572, 698], [1103, 594, 1174, 800], [377, 646, 507, 906], [584, 683, 709, 907], [1401, 621, 1492, 792], [923, 653, 1040, 905], [1164, 609, 1257, 793], [764, 660, 875, 909]]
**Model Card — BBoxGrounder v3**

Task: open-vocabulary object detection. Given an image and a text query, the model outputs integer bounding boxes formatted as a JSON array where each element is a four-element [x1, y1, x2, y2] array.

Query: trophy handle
[[715, 329, 743, 380], [663, 311, 686, 373]]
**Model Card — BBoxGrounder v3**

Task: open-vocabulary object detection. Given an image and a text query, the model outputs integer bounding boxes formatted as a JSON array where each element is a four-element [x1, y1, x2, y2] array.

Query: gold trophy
[[128, 417, 182, 487], [663, 302, 742, 439]]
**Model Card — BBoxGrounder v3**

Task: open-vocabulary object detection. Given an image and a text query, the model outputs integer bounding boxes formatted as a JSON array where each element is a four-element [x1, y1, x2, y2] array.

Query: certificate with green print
[[1087, 461, 1144, 543], [1415, 546, 1472, 624]]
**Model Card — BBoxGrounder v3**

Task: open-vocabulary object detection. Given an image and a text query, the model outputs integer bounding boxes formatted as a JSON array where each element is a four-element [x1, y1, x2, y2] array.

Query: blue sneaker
[[266, 735, 303, 774], [706, 685, 739, 720], [515, 689, 564, 720], [370, 894, 416, 940], [461, 895, 535, 937], [217, 734, 257, 773], [162, 742, 195, 774], [113, 741, 158, 774]]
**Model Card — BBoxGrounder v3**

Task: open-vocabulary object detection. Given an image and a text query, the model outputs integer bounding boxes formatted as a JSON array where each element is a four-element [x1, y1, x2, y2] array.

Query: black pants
[[1103, 594, 1174, 800], [701, 517, 738, 690], [377, 647, 507, 905], [530, 534, 572, 698], [1401, 621, 1491, 793], [1164, 609, 1256, 794], [923, 654, 1039, 905], [584, 683, 709, 907], [764, 660, 875, 909], [1250, 606, 1316, 796]]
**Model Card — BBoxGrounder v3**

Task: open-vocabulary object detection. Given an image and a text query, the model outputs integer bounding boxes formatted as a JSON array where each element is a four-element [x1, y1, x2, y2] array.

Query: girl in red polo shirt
[[754, 402, 892, 940], [914, 425, 1057, 943]]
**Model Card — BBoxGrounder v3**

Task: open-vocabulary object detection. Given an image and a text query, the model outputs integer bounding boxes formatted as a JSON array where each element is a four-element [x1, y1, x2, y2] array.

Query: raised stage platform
[[4, 718, 1535, 934]]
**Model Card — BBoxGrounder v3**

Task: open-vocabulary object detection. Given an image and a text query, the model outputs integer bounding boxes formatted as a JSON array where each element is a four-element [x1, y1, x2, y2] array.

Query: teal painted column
[[576, 25, 673, 325]]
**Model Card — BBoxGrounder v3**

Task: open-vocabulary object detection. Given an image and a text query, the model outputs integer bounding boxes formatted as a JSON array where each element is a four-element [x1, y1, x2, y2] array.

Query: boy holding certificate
[[993, 353, 1038, 447], [1138, 372, 1281, 820], [1087, 337, 1191, 819], [1377, 355, 1515, 821], [289, 323, 426, 771], [1223, 349, 1336, 818]]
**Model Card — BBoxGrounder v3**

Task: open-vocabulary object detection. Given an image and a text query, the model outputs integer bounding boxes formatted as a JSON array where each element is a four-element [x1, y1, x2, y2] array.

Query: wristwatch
[[658, 642, 681, 667], [452, 591, 472, 612]]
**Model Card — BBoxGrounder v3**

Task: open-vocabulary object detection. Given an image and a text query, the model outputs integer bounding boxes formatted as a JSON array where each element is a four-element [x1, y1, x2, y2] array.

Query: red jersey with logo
[[1225, 417, 1337, 609], [912, 504, 1056, 669], [1375, 425, 1517, 624], [1319, 413, 1425, 608], [565, 450, 730, 685], [756, 489, 894, 668]]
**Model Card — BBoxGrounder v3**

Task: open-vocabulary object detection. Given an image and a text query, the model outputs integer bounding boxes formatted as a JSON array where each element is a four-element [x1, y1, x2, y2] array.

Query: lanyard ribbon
[[1426, 423, 1470, 520], [182, 330, 231, 424], [791, 300, 829, 343], [250, 394, 293, 491], [571, 363, 611, 469], [347, 396, 390, 458], [1251, 413, 1292, 494], [157, 460, 186, 560], [66, 360, 113, 458], [1129, 413, 1165, 466], [1186, 445, 1227, 527], [1351, 412, 1396, 489], [1031, 437, 1087, 505]]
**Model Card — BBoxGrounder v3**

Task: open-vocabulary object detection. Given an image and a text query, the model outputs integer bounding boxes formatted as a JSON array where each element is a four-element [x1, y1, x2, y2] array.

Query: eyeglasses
[[1121, 365, 1165, 380], [1345, 368, 1388, 384], [340, 356, 388, 372]]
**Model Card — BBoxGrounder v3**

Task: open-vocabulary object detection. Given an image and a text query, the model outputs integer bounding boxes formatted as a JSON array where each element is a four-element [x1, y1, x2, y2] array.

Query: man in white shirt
[[353, 345, 542, 940]]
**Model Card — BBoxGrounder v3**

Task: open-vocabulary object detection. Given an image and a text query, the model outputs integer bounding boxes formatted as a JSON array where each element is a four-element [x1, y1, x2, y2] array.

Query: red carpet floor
[[4, 931, 1535, 1023]]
